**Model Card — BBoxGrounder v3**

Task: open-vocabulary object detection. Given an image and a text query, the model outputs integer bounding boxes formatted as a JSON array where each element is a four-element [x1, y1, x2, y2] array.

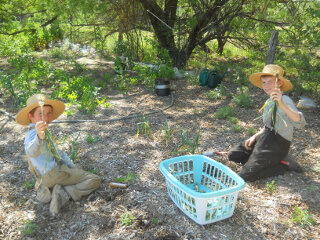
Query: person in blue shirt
[[228, 64, 306, 182], [16, 94, 101, 214]]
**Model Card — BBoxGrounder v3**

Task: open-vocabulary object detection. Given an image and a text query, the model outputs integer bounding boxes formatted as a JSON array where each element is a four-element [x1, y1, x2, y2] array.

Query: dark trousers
[[228, 127, 290, 182]]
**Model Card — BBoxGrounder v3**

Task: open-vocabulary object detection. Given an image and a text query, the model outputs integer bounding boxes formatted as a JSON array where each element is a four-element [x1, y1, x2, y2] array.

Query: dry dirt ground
[[0, 55, 320, 240]]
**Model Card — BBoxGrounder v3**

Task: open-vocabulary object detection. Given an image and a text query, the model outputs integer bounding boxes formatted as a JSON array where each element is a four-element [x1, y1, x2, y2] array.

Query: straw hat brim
[[249, 72, 293, 92], [16, 99, 65, 125]]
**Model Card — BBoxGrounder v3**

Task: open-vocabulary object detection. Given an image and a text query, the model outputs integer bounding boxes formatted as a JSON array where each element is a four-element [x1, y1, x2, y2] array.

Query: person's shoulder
[[282, 95, 294, 103]]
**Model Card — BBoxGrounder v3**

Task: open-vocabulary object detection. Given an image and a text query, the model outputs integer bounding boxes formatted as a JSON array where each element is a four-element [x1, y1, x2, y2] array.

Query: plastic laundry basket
[[159, 155, 245, 225]]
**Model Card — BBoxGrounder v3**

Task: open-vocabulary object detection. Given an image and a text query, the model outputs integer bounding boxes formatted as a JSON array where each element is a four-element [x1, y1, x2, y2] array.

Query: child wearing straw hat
[[16, 94, 101, 214], [228, 64, 306, 182]]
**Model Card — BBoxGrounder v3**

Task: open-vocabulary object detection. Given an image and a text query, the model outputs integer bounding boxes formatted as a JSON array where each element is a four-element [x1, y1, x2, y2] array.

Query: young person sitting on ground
[[16, 94, 101, 214], [228, 64, 306, 182]]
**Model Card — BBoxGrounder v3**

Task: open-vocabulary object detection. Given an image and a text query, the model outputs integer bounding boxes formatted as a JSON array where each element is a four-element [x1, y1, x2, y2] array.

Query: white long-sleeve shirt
[[25, 124, 74, 175], [263, 95, 306, 141]]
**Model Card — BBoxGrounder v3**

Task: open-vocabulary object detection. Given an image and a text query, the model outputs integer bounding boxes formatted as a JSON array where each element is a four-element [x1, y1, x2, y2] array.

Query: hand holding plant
[[38, 100, 68, 163]]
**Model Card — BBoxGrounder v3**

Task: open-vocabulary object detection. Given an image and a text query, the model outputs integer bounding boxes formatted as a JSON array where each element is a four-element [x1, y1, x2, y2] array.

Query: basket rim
[[159, 154, 245, 198]]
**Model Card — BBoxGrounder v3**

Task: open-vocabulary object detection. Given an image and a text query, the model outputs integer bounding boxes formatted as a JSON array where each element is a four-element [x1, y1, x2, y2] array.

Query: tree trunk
[[266, 30, 278, 64], [137, 0, 246, 69], [217, 37, 227, 55]]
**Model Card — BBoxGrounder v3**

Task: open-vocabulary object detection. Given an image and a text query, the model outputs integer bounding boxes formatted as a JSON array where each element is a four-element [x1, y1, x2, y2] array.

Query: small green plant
[[86, 133, 100, 143], [176, 128, 201, 154], [214, 106, 234, 119], [116, 172, 138, 183], [136, 116, 153, 140], [217, 84, 232, 98], [121, 212, 134, 226], [25, 177, 36, 189], [247, 127, 256, 136], [88, 168, 98, 174], [290, 206, 316, 228], [206, 90, 222, 100], [159, 120, 172, 145], [69, 133, 80, 161], [19, 219, 37, 236], [232, 124, 242, 133], [232, 93, 254, 108], [206, 84, 231, 100], [266, 180, 277, 193], [151, 217, 159, 225]]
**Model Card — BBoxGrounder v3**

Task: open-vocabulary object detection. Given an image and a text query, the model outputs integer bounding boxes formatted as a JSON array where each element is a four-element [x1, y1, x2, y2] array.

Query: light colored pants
[[38, 164, 101, 201]]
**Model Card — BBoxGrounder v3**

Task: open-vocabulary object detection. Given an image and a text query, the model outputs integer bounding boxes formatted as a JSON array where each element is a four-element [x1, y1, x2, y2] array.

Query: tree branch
[[0, 15, 58, 36], [241, 13, 288, 26]]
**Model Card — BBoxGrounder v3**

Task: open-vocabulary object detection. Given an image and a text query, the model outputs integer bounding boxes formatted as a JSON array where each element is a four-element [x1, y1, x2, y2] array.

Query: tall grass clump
[[215, 106, 234, 119]]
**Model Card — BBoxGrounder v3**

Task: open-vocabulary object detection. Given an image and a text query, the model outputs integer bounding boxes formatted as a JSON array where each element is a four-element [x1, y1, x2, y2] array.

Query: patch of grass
[[247, 127, 256, 135], [49, 47, 73, 60], [214, 106, 234, 119], [206, 90, 222, 101], [232, 93, 254, 108], [232, 124, 242, 133], [228, 117, 238, 124], [175, 128, 201, 154], [136, 116, 153, 140], [290, 206, 316, 228], [266, 180, 277, 194]]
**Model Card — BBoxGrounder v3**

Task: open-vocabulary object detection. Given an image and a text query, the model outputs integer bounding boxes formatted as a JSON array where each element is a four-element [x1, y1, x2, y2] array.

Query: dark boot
[[282, 154, 304, 173]]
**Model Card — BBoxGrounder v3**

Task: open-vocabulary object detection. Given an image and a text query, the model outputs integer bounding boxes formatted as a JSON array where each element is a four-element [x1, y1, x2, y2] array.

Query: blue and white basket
[[159, 155, 245, 225]]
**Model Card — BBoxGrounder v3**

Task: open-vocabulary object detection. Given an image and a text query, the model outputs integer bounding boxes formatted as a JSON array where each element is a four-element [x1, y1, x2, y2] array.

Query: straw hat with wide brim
[[249, 64, 293, 92], [16, 94, 65, 125]]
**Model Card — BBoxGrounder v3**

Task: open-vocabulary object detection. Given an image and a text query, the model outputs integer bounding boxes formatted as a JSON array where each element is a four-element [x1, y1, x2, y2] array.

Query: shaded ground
[[0, 53, 319, 240]]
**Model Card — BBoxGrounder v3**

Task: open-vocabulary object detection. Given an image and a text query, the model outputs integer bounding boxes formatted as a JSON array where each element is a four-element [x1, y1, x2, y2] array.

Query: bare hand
[[244, 136, 256, 150], [270, 88, 283, 104], [35, 121, 47, 140]]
